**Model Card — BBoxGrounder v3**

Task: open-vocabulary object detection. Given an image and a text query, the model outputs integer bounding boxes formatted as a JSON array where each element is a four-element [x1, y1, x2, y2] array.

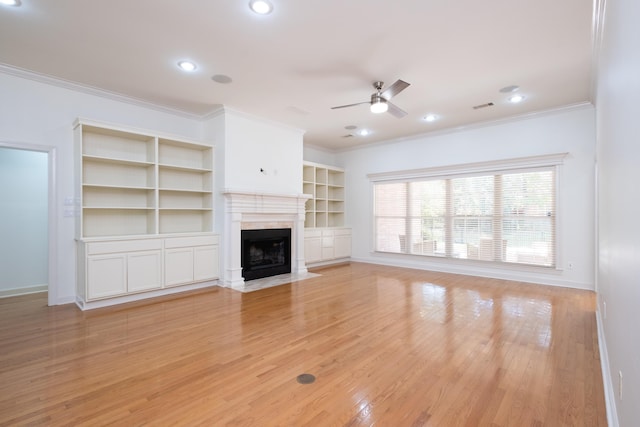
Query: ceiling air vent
[[473, 102, 495, 110]]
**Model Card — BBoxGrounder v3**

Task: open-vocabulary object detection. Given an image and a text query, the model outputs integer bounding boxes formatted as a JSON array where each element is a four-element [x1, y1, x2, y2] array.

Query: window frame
[[368, 153, 567, 269]]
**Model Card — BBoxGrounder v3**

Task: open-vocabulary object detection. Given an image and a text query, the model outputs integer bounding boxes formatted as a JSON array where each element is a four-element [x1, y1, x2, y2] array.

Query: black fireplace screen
[[241, 228, 291, 281]]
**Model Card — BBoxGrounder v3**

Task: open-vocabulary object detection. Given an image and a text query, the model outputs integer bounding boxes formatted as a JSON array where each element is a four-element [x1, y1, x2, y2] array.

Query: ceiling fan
[[331, 80, 411, 118]]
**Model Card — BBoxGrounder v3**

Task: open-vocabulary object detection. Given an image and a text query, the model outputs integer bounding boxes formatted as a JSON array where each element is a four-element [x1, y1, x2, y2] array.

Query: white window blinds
[[373, 166, 557, 267]]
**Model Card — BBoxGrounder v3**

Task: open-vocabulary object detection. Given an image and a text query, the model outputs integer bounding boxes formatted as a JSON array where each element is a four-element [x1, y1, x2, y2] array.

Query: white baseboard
[[305, 257, 350, 269], [0, 284, 47, 298], [74, 280, 219, 310], [349, 255, 593, 290], [596, 306, 619, 427]]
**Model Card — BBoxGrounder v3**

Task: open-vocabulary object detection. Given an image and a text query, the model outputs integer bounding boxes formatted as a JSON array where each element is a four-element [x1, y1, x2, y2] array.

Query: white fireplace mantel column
[[223, 190, 311, 291]]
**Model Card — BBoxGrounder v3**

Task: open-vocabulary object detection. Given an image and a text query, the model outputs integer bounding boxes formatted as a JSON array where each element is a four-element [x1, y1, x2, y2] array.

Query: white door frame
[[0, 141, 58, 306]]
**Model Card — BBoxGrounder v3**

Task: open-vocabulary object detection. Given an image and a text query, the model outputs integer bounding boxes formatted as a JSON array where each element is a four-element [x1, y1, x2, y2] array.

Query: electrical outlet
[[568, 262, 574, 270], [619, 371, 623, 400]]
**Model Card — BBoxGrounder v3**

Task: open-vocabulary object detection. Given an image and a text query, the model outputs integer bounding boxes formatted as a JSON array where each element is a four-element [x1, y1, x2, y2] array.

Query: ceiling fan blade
[[331, 101, 369, 110], [387, 101, 408, 118], [380, 79, 410, 100]]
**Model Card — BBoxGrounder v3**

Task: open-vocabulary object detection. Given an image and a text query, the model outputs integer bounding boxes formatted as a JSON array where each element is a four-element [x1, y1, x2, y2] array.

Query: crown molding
[[335, 102, 594, 154], [0, 63, 202, 120], [367, 152, 569, 182]]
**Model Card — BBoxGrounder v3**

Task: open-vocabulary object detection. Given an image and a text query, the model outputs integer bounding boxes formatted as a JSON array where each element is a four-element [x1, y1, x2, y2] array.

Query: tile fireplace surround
[[223, 190, 310, 291]]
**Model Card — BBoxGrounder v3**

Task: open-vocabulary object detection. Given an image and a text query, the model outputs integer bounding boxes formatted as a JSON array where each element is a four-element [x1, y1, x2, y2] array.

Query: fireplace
[[223, 190, 310, 291], [241, 228, 292, 281]]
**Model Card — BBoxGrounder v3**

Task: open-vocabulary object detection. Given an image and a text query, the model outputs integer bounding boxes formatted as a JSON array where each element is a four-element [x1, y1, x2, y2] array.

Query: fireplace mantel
[[223, 190, 311, 290]]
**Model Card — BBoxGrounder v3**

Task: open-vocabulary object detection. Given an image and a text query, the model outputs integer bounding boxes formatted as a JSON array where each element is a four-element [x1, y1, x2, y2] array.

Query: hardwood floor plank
[[0, 263, 607, 426]]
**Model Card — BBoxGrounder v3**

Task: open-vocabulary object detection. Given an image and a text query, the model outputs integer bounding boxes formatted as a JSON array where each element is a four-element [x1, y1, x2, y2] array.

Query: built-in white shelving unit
[[74, 119, 218, 309], [302, 161, 351, 266], [79, 126, 157, 237], [75, 122, 214, 238], [303, 161, 345, 228], [157, 137, 213, 234]]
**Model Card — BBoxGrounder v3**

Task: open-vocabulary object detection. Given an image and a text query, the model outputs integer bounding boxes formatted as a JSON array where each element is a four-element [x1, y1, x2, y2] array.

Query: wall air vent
[[473, 102, 495, 110]]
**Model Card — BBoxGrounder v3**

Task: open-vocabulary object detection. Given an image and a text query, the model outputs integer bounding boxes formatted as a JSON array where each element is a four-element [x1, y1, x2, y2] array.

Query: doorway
[[0, 143, 56, 305]]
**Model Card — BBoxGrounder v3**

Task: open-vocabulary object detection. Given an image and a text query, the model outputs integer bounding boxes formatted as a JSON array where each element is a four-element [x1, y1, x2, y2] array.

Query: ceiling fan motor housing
[[371, 94, 386, 104]]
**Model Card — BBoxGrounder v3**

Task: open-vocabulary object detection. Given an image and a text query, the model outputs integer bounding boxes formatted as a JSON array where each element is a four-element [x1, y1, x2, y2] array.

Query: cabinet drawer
[[165, 235, 218, 249], [334, 228, 351, 236], [304, 229, 322, 238], [86, 239, 162, 255], [321, 229, 335, 238]]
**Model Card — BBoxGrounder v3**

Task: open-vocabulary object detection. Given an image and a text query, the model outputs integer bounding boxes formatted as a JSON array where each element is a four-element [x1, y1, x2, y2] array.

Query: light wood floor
[[0, 262, 607, 426]]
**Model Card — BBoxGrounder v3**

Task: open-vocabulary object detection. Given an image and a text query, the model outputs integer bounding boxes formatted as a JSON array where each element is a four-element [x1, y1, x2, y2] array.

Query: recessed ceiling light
[[0, 0, 21, 5], [508, 94, 525, 103], [177, 61, 197, 72], [358, 129, 370, 136], [499, 85, 520, 93], [249, 0, 273, 14], [423, 114, 438, 123]]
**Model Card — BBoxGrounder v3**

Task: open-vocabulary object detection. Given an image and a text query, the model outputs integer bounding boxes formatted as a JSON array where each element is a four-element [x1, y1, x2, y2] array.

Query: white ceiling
[[0, 0, 594, 150]]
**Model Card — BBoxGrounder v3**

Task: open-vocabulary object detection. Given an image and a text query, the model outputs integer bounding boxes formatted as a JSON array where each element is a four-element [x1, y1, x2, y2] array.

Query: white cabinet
[[303, 161, 345, 228], [164, 248, 194, 287], [322, 230, 335, 260], [304, 228, 351, 265], [194, 245, 219, 281], [74, 119, 219, 309], [78, 234, 219, 305], [127, 251, 163, 293], [86, 254, 127, 300], [334, 230, 352, 259], [164, 236, 219, 287], [82, 239, 162, 301], [304, 230, 323, 263]]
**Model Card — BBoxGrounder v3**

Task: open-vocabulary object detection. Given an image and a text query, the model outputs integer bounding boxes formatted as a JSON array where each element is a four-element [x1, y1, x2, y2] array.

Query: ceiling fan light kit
[[332, 79, 410, 118], [370, 96, 388, 113]]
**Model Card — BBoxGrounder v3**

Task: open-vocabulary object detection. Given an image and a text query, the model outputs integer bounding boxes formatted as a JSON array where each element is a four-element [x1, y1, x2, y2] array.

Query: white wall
[[339, 106, 596, 289], [303, 144, 339, 166], [0, 72, 203, 304], [202, 111, 226, 236], [595, 0, 640, 423], [222, 110, 304, 194], [202, 108, 305, 285], [0, 147, 48, 293]]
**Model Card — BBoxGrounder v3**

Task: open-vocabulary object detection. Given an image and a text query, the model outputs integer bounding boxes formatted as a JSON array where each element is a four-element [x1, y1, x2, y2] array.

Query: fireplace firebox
[[241, 228, 292, 281]]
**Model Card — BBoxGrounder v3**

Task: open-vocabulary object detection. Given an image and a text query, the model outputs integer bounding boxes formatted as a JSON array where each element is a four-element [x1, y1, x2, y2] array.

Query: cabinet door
[[127, 250, 162, 293], [334, 234, 352, 259], [87, 254, 127, 300], [165, 248, 194, 287], [321, 231, 334, 260], [193, 245, 218, 281], [305, 237, 323, 263]]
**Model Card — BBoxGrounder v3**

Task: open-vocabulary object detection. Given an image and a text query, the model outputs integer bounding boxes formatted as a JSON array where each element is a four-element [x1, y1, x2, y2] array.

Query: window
[[372, 155, 563, 267]]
